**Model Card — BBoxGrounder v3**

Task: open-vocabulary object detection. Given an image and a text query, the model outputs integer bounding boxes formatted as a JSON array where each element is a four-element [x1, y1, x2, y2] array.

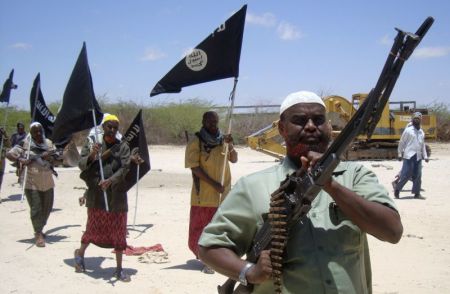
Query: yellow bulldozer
[[246, 93, 437, 160]]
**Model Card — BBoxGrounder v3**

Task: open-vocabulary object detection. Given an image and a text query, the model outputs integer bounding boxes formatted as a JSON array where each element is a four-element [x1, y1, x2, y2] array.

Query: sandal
[[115, 268, 131, 282], [74, 249, 86, 273], [201, 265, 215, 274]]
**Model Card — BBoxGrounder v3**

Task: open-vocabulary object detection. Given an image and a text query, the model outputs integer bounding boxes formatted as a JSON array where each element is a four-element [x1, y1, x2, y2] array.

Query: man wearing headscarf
[[74, 114, 132, 282], [6, 122, 59, 247], [185, 110, 238, 274], [198, 91, 403, 293], [394, 112, 429, 199]]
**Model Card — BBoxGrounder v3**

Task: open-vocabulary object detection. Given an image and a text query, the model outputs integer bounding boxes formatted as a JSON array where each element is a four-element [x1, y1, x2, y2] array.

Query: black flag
[[30, 73, 71, 148], [30, 73, 55, 138], [150, 5, 247, 97], [121, 110, 151, 192], [52, 42, 103, 142], [0, 69, 18, 103]]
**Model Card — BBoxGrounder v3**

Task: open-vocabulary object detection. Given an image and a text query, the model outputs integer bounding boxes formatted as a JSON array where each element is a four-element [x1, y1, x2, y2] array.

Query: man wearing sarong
[[6, 122, 59, 247], [185, 111, 238, 274], [73, 114, 132, 282]]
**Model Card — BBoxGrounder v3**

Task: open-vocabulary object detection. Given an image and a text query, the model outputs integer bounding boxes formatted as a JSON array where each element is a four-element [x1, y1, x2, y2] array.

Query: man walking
[[394, 112, 429, 199], [6, 122, 59, 247]]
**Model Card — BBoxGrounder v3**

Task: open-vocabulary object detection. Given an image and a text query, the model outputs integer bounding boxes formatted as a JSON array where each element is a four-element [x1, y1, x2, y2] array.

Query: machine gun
[[218, 16, 434, 294]]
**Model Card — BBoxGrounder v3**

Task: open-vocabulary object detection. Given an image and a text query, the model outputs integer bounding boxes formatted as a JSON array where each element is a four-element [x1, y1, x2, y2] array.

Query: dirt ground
[[0, 143, 449, 294]]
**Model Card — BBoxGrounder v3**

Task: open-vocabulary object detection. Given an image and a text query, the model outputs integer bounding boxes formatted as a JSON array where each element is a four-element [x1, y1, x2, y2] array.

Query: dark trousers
[[0, 157, 5, 191], [396, 154, 422, 195], [25, 188, 54, 233]]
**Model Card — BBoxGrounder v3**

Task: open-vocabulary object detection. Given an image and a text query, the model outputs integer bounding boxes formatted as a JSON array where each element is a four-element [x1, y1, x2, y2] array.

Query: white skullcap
[[30, 121, 42, 128], [412, 112, 422, 119], [280, 91, 325, 115]]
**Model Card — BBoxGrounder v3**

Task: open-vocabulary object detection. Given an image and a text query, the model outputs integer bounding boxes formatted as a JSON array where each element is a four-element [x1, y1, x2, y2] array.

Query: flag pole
[[20, 136, 32, 202], [91, 109, 109, 212], [21, 78, 41, 202], [133, 164, 140, 229], [218, 78, 238, 204]]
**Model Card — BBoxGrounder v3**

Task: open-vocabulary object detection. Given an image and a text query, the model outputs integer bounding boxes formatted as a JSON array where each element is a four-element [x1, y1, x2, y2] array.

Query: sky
[[1, 0, 449, 111]]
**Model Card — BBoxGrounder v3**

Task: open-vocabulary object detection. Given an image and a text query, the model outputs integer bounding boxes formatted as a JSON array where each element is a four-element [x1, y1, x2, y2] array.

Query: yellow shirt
[[185, 136, 231, 207]]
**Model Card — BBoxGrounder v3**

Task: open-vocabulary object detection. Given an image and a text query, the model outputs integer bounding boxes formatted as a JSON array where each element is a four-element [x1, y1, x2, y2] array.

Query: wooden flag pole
[[218, 78, 238, 205], [91, 109, 109, 212], [133, 164, 140, 229]]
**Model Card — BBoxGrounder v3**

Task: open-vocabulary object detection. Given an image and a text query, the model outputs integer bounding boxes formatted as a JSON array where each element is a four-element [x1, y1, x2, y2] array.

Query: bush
[[0, 106, 30, 136], [4, 97, 449, 146], [426, 101, 450, 141]]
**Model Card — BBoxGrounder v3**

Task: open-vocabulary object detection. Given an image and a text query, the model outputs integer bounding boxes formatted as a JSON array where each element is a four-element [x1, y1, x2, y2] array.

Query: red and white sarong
[[82, 208, 127, 250]]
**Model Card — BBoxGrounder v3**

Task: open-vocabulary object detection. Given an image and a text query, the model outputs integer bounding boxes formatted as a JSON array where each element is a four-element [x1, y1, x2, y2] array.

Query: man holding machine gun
[[6, 122, 60, 247], [198, 91, 403, 293]]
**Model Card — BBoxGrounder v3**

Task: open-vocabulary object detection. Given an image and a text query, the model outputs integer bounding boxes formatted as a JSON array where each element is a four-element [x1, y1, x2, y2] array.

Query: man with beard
[[394, 112, 429, 199], [198, 91, 403, 293], [6, 122, 59, 247], [73, 114, 132, 282], [185, 111, 238, 274]]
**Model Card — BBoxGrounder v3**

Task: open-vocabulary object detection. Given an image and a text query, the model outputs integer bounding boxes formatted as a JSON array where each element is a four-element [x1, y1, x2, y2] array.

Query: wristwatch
[[238, 262, 255, 286]]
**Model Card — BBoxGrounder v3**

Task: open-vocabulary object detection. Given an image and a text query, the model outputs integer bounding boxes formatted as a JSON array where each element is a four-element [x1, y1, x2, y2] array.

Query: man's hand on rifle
[[212, 181, 225, 194], [18, 157, 31, 166], [41, 151, 52, 161], [300, 151, 332, 189], [247, 250, 273, 285]]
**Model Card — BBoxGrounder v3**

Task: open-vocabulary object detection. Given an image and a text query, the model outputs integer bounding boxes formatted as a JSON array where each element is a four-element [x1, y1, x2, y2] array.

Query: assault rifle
[[218, 17, 434, 294], [22, 149, 63, 177]]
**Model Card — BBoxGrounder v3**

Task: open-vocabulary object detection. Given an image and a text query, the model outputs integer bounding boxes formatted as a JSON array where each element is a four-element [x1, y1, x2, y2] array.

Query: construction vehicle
[[246, 93, 437, 160]]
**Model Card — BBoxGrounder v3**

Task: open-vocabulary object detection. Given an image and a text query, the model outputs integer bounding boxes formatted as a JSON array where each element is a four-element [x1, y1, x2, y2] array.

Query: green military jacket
[[79, 136, 130, 212], [199, 158, 397, 294]]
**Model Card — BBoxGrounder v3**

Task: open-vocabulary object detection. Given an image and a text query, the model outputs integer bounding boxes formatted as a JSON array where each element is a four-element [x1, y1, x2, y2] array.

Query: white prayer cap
[[412, 112, 422, 119], [280, 91, 325, 115], [30, 121, 43, 129]]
